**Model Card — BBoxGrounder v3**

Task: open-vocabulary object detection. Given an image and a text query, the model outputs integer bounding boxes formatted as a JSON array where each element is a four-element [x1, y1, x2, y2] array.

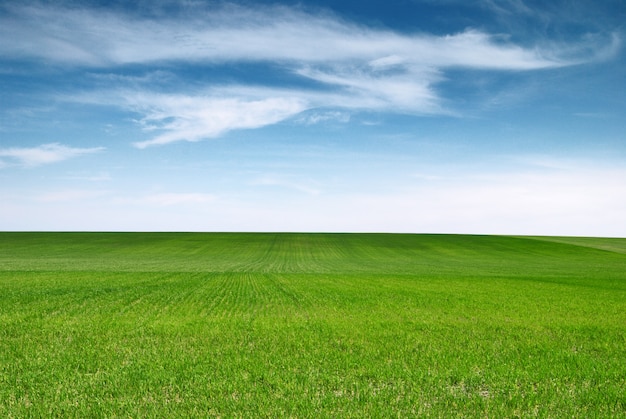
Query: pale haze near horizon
[[1, 0, 625, 236]]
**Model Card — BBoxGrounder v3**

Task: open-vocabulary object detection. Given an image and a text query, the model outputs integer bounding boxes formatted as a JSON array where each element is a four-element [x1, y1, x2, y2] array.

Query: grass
[[0, 232, 625, 417]]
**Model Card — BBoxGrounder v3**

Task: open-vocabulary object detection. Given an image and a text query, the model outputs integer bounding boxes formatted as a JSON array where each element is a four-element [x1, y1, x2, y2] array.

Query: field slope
[[1, 233, 625, 417]]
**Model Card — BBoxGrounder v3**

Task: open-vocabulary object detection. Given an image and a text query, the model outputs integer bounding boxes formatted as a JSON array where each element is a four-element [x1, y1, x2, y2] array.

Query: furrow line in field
[[203, 273, 229, 319], [217, 271, 245, 319], [195, 273, 229, 318]]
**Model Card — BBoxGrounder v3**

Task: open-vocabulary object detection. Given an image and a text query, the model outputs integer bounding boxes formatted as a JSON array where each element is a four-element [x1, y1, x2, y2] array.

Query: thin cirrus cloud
[[1, 3, 620, 148], [0, 4, 581, 67], [127, 93, 309, 149], [0, 143, 105, 168]]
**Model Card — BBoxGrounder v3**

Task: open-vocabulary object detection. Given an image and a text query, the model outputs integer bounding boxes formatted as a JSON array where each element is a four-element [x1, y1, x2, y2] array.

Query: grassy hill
[[1, 233, 624, 417]]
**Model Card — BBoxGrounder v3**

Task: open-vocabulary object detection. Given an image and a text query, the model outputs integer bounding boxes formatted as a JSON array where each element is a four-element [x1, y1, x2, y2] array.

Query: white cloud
[[128, 93, 308, 148], [0, 143, 105, 167], [369, 55, 407, 69], [0, 4, 574, 68], [296, 65, 443, 113], [573, 112, 614, 119], [296, 110, 351, 125], [2, 3, 617, 147]]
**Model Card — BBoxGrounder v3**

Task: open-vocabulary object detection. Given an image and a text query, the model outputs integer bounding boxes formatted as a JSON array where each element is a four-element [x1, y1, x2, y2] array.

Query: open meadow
[[1, 232, 625, 417]]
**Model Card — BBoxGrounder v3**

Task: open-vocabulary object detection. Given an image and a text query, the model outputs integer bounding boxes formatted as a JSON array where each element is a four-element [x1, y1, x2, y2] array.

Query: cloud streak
[[128, 93, 308, 148], [0, 4, 581, 68], [0, 143, 105, 167], [2, 3, 619, 147]]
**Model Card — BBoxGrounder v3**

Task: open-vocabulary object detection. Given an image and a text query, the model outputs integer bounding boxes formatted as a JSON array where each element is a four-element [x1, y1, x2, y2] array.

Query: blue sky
[[1, 0, 625, 235]]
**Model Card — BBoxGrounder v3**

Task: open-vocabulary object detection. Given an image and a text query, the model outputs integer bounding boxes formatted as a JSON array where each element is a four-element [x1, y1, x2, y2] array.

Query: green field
[[1, 232, 625, 417]]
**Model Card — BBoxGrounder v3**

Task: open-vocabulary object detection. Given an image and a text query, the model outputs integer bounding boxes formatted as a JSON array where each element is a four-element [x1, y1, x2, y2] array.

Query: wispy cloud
[[0, 143, 105, 168], [473, 0, 624, 48], [296, 110, 351, 125], [127, 93, 308, 148], [573, 111, 614, 119], [0, 4, 578, 68], [2, 3, 618, 148]]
